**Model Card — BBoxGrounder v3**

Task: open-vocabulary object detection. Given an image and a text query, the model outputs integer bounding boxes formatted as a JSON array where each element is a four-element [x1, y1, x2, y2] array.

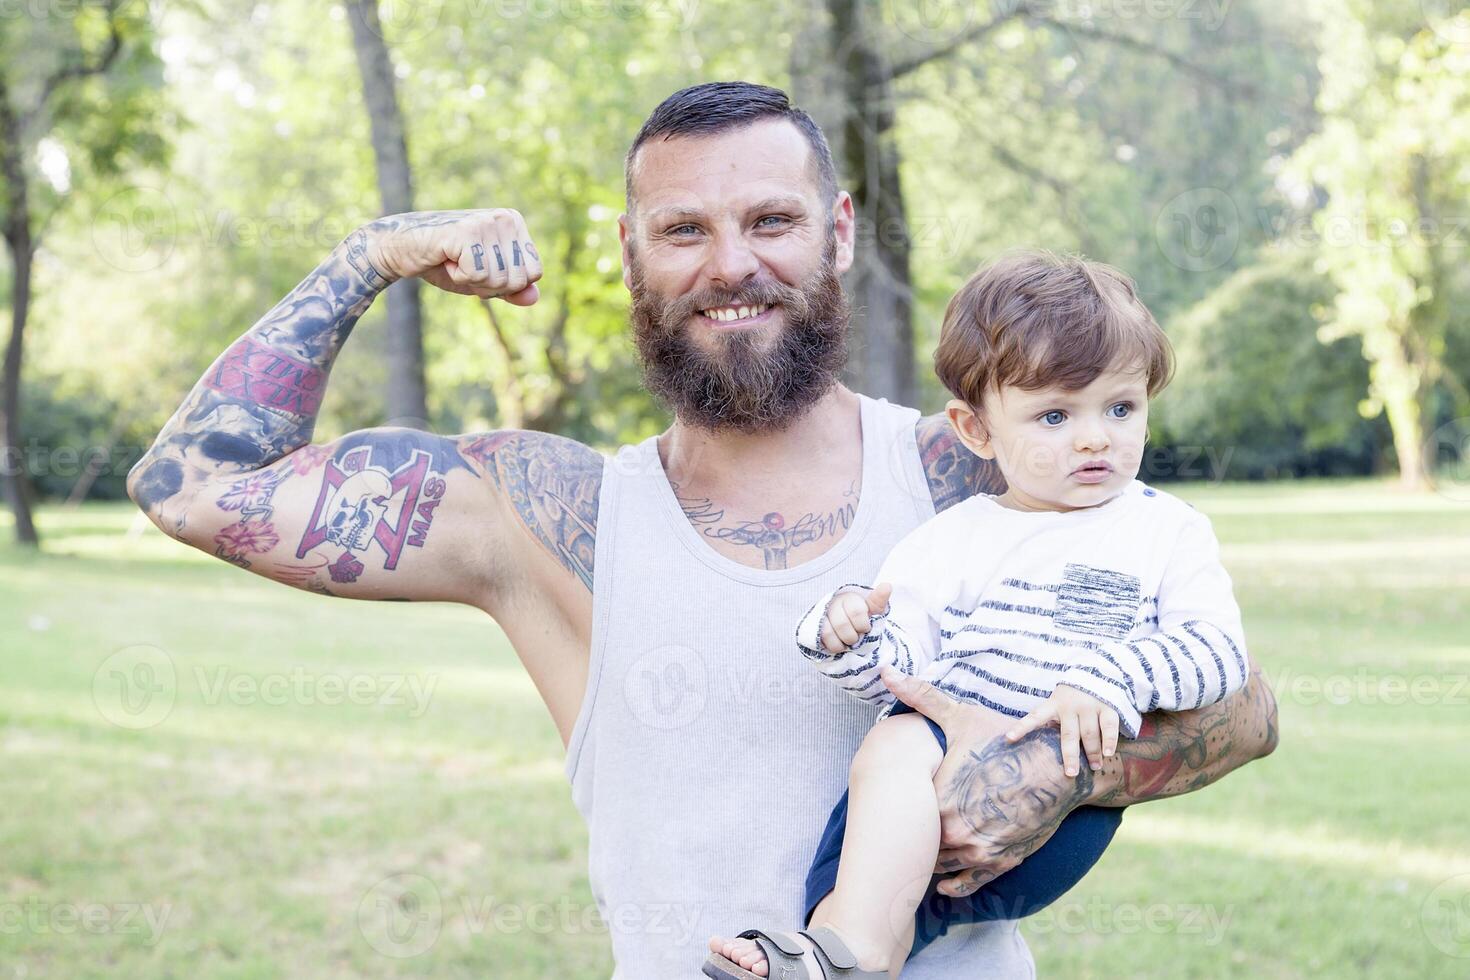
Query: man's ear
[[618, 213, 634, 291], [945, 398, 995, 460], [832, 191, 856, 276]]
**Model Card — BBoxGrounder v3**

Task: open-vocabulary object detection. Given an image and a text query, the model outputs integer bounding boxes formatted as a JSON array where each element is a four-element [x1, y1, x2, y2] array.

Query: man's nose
[[705, 229, 760, 290]]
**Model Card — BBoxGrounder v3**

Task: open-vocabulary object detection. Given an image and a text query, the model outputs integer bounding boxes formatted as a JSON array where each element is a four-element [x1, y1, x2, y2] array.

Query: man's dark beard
[[628, 243, 850, 433]]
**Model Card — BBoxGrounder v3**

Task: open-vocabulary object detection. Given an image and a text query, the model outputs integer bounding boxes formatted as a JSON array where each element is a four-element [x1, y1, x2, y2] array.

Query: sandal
[[702, 925, 889, 979]]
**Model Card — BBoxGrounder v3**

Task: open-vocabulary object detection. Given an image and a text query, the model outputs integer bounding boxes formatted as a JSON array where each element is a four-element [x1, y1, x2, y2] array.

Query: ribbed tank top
[[564, 393, 1035, 978]]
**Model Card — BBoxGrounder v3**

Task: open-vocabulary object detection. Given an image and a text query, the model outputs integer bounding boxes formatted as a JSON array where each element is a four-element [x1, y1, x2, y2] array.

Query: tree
[[0, 0, 165, 544], [344, 0, 428, 427], [1153, 251, 1389, 478], [792, 0, 1287, 407], [1288, 1, 1470, 489]]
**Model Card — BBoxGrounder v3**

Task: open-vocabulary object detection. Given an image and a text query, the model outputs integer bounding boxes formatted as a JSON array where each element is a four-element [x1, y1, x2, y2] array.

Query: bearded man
[[128, 81, 1277, 978]]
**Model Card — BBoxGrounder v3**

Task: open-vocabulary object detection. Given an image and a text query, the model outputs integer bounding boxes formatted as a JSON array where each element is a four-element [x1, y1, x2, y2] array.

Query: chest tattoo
[[671, 481, 859, 570]]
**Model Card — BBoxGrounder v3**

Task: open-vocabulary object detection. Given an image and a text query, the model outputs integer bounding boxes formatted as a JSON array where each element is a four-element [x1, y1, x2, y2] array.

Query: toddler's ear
[[945, 399, 995, 460]]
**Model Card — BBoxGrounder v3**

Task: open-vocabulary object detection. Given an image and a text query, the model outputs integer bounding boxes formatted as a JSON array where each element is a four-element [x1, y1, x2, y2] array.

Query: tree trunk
[[1367, 321, 1429, 492], [345, 0, 428, 429], [479, 212, 583, 433], [791, 0, 917, 407], [1385, 383, 1427, 492], [0, 75, 39, 547]]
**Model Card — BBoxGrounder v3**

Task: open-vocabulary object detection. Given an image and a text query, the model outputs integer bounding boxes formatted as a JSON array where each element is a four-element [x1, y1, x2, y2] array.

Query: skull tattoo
[[324, 470, 391, 552]]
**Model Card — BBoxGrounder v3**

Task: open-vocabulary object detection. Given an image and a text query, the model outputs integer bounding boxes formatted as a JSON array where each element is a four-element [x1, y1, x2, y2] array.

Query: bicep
[[176, 427, 601, 605]]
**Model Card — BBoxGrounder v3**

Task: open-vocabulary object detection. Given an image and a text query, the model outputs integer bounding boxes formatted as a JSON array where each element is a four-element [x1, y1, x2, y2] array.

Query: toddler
[[704, 250, 1250, 979]]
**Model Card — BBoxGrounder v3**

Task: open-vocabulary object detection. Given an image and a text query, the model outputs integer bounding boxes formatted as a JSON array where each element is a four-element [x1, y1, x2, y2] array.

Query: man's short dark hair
[[624, 81, 838, 211]]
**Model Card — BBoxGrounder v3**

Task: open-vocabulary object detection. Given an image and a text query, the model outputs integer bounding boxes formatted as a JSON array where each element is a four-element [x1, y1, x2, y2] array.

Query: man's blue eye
[[1041, 410, 1066, 426], [1109, 403, 1132, 418], [757, 215, 787, 228]]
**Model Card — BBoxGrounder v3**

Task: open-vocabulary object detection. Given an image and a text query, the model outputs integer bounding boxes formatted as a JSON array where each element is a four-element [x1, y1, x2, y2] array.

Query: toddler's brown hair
[[934, 249, 1174, 408]]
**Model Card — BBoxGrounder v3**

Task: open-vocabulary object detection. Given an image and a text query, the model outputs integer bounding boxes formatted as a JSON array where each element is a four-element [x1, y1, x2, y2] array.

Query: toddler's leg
[[809, 712, 944, 978], [709, 713, 943, 980]]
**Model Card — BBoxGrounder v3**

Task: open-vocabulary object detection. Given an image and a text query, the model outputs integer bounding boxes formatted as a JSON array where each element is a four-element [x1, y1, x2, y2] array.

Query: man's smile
[[698, 303, 774, 327]]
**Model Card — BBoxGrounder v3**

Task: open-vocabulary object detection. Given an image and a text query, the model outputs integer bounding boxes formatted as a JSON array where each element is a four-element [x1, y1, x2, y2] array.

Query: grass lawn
[[1, 479, 1467, 978]]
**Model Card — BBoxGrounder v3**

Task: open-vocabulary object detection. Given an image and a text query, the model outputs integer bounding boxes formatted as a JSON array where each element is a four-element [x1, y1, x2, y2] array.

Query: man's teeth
[[701, 304, 769, 323]]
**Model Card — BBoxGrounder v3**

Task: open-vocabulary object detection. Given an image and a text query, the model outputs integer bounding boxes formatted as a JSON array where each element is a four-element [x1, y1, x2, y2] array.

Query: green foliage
[[7, 0, 1463, 499], [15, 372, 153, 501], [901, 2, 1322, 413], [0, 0, 172, 222], [1153, 251, 1391, 479], [1284, 0, 1470, 485]]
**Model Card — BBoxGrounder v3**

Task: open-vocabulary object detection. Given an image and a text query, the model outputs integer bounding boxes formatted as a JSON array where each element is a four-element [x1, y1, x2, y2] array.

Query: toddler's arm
[[1057, 512, 1250, 739], [795, 551, 943, 707]]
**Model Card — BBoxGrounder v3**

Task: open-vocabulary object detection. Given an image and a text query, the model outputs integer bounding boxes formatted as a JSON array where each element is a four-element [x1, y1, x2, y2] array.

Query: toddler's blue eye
[[1041, 410, 1066, 426], [1108, 403, 1132, 419]]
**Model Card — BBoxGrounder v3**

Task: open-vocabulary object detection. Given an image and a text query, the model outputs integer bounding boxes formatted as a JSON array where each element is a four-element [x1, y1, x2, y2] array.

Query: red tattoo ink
[[206, 337, 326, 415], [1122, 716, 1186, 798]]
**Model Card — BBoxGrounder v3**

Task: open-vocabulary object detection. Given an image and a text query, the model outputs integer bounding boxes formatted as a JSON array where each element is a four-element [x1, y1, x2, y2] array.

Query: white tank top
[[564, 393, 1036, 979]]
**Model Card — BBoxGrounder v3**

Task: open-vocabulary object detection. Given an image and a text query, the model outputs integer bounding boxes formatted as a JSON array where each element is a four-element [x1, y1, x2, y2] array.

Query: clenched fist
[[819, 582, 893, 655], [354, 209, 544, 304]]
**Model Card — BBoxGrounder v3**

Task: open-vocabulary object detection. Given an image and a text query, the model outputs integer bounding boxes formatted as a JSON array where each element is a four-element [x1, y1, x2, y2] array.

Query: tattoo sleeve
[[1089, 662, 1279, 806], [915, 413, 1005, 513], [128, 225, 389, 523], [127, 218, 604, 602], [461, 432, 602, 593]]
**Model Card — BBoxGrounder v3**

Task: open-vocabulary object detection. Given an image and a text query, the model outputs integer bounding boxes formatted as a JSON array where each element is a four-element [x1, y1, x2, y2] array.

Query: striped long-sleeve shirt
[[793, 480, 1249, 739]]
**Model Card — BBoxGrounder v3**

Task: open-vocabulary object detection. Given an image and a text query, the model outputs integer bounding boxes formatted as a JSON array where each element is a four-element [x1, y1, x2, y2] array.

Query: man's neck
[[657, 384, 861, 498]]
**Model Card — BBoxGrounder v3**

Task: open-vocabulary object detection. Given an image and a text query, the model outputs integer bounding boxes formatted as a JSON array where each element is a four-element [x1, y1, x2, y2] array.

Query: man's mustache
[[654, 282, 799, 328]]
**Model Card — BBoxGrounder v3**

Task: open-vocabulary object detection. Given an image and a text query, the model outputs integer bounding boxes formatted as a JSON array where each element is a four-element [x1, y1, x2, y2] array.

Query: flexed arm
[[127, 210, 602, 605]]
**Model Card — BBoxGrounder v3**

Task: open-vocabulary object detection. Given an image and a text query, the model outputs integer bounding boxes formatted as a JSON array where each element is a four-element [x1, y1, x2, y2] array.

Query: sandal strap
[[737, 928, 815, 978], [801, 925, 888, 979]]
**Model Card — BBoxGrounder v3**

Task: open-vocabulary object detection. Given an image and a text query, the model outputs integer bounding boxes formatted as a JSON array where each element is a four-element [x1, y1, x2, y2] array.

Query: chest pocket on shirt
[[1053, 563, 1141, 640]]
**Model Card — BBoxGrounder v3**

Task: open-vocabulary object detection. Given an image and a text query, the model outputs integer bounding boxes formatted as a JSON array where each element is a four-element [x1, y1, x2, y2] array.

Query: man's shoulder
[[912, 411, 1004, 513], [458, 430, 604, 592]]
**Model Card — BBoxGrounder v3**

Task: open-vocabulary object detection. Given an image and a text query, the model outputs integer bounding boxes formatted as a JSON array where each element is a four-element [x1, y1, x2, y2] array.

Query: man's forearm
[[127, 226, 389, 525], [1088, 662, 1279, 806]]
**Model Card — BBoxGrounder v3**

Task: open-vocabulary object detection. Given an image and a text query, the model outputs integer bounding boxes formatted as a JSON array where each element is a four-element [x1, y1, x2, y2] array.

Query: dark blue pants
[[802, 701, 1125, 957]]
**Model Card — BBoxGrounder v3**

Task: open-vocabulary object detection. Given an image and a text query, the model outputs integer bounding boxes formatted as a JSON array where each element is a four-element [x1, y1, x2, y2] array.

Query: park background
[[2, 0, 1468, 976]]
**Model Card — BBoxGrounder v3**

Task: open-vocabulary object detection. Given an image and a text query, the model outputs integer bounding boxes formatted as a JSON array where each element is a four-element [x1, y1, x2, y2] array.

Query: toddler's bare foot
[[707, 926, 893, 977], [708, 934, 777, 976]]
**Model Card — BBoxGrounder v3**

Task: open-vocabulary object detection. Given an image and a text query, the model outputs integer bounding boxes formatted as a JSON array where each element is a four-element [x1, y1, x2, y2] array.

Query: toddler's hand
[[819, 583, 893, 655], [1004, 684, 1119, 778]]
